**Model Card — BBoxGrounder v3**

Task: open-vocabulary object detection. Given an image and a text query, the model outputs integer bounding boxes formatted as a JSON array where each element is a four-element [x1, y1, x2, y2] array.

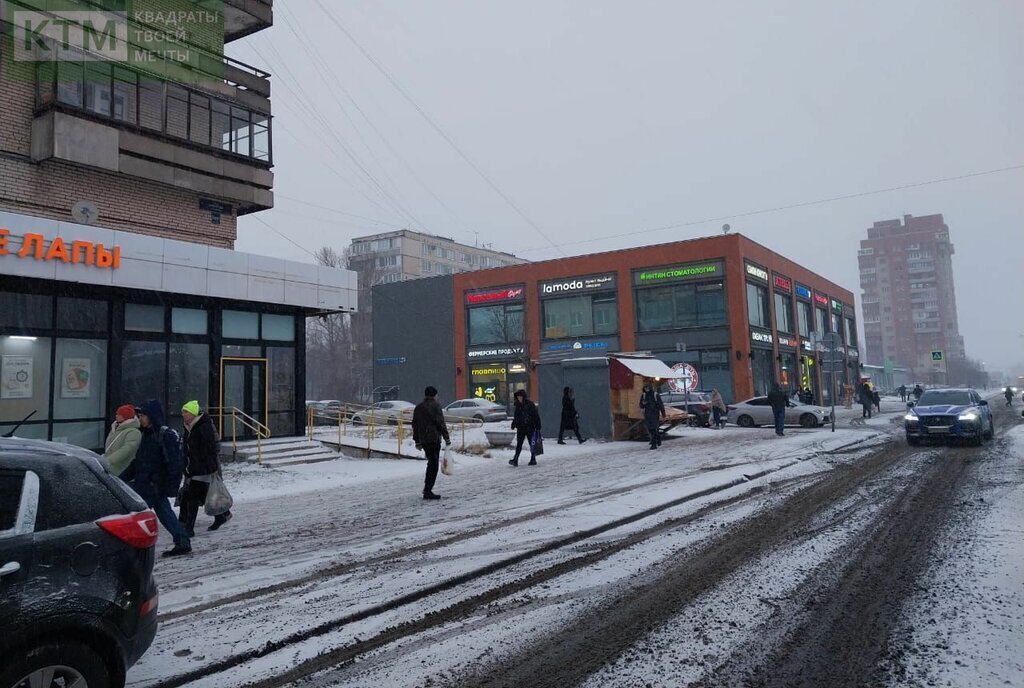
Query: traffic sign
[[931, 350, 944, 363]]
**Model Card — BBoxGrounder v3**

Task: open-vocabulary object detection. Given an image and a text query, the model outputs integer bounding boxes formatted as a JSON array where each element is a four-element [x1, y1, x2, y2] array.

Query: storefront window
[[52, 339, 107, 420], [543, 295, 618, 339], [470, 365, 506, 404], [845, 318, 857, 347], [779, 352, 798, 392], [172, 308, 208, 335], [774, 293, 794, 333], [831, 313, 842, 338], [121, 341, 166, 408], [0, 293, 53, 329], [797, 301, 812, 338], [0, 336, 52, 422], [58, 298, 108, 332], [267, 347, 295, 414], [751, 349, 776, 397], [125, 304, 165, 333], [262, 314, 295, 342], [223, 311, 259, 339], [637, 282, 725, 332], [593, 296, 618, 334], [51, 421, 104, 449], [169, 343, 209, 412], [747, 283, 771, 329], [815, 307, 829, 335], [468, 304, 523, 345]]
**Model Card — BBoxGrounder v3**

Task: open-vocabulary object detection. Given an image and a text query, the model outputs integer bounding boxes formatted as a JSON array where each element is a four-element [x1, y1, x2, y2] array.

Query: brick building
[[858, 214, 966, 380]]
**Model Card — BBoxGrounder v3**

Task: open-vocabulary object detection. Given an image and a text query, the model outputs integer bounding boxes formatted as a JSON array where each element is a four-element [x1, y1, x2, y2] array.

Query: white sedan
[[444, 399, 508, 423], [727, 396, 833, 428], [351, 401, 416, 425]]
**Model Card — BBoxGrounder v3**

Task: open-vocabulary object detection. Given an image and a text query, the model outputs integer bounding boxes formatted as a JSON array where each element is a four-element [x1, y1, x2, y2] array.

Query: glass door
[[220, 357, 267, 440]]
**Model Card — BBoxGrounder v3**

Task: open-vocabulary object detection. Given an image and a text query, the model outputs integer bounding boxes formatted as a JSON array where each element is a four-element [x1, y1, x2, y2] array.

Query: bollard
[[461, 421, 466, 451], [367, 417, 373, 457], [397, 418, 403, 456], [336, 408, 342, 453]]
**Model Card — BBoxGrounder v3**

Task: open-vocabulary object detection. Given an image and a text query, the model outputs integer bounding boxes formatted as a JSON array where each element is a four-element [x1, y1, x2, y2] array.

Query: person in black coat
[[639, 382, 666, 449], [177, 401, 231, 537], [557, 386, 586, 445], [510, 389, 542, 466], [767, 383, 789, 436], [413, 386, 451, 499], [122, 399, 191, 557]]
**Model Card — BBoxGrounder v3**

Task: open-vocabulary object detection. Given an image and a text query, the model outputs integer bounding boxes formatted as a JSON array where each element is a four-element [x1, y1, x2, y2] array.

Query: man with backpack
[[123, 399, 191, 557]]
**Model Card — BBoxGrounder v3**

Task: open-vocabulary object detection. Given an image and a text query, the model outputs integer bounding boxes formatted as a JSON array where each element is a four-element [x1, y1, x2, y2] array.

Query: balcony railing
[[35, 62, 272, 164]]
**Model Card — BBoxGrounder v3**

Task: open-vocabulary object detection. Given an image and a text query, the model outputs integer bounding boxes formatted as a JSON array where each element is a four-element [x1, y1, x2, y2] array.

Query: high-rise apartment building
[[858, 214, 966, 377]]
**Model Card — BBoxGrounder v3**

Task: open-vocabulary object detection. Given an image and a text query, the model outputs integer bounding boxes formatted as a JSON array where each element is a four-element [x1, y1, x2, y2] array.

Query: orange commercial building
[[373, 233, 857, 411]]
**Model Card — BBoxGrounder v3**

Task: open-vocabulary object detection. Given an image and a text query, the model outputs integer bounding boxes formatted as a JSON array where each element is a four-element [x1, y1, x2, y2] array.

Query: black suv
[[0, 438, 159, 688]]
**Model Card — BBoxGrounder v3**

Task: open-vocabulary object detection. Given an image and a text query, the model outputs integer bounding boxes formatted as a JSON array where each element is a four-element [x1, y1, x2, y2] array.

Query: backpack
[[158, 426, 185, 494]]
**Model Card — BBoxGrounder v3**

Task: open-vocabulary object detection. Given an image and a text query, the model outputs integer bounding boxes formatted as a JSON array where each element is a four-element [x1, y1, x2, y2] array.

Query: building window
[[774, 292, 794, 333], [468, 304, 524, 345], [171, 308, 208, 335], [815, 306, 828, 335], [636, 282, 725, 332], [543, 294, 618, 339], [0, 293, 54, 330], [58, 298, 108, 332], [222, 310, 259, 339], [125, 304, 165, 333], [831, 312, 842, 338], [262, 314, 295, 342], [746, 283, 771, 329], [797, 301, 812, 338], [121, 341, 166, 409], [845, 318, 858, 347], [168, 343, 208, 413]]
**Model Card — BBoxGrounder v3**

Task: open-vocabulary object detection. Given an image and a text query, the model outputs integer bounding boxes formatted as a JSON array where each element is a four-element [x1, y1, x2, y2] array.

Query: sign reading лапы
[[634, 261, 722, 285]]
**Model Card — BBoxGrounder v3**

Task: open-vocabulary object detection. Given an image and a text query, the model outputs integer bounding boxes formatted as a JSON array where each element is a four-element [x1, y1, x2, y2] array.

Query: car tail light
[[97, 510, 159, 549], [140, 593, 159, 617], [700, 404, 710, 410]]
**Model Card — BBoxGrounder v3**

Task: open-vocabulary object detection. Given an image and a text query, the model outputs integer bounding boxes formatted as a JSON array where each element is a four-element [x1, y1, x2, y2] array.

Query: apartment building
[[858, 214, 966, 378]]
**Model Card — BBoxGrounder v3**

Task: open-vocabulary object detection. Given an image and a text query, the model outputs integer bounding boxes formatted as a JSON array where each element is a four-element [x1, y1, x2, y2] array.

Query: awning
[[612, 357, 684, 379]]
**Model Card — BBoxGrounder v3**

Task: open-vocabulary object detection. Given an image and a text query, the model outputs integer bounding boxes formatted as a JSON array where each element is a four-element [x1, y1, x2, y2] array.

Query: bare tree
[[305, 246, 357, 400]]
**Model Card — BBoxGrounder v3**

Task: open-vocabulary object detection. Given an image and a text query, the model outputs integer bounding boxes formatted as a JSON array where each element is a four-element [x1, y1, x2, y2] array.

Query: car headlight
[[904, 412, 918, 422], [958, 411, 979, 421]]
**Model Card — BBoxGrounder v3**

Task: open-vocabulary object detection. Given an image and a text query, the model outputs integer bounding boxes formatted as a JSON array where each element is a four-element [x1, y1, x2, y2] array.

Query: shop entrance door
[[220, 357, 267, 441]]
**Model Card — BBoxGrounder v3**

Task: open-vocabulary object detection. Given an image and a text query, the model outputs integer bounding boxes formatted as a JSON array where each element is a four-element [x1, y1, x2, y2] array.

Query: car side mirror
[[978, 400, 988, 406], [906, 402, 915, 409]]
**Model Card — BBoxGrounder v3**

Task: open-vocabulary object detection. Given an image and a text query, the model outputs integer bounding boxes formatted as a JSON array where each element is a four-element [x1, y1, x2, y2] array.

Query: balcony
[[224, 0, 273, 43]]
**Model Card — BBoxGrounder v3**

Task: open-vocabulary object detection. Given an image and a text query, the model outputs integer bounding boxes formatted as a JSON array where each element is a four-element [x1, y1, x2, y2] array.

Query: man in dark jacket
[[510, 389, 542, 466], [767, 383, 789, 437], [412, 386, 450, 499], [913, 384, 924, 401], [557, 386, 586, 445], [123, 399, 191, 557], [177, 400, 231, 536], [898, 385, 907, 403], [639, 382, 666, 449]]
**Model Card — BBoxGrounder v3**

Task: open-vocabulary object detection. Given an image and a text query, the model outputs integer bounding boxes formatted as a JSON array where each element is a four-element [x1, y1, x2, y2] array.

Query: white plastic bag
[[204, 472, 234, 516], [440, 446, 455, 476]]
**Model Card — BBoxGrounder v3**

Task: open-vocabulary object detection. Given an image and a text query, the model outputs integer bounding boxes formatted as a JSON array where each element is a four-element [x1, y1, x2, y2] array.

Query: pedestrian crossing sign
[[931, 350, 944, 363]]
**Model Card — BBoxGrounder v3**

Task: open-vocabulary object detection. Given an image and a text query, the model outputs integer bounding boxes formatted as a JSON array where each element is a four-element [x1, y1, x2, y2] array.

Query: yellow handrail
[[209, 406, 272, 465]]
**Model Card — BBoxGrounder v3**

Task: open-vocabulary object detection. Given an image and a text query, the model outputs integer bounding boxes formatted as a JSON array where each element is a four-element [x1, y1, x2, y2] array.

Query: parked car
[[661, 391, 713, 427], [444, 398, 508, 423], [351, 401, 416, 425], [0, 438, 159, 688], [904, 388, 994, 446], [727, 396, 833, 428]]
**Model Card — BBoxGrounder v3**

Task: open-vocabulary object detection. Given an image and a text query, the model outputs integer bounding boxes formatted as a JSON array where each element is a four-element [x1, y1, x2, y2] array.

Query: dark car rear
[[0, 438, 159, 688], [661, 392, 713, 427]]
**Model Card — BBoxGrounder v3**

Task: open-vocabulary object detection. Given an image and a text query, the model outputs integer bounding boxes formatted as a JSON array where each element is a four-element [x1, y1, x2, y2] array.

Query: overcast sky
[[230, 0, 1023, 373]]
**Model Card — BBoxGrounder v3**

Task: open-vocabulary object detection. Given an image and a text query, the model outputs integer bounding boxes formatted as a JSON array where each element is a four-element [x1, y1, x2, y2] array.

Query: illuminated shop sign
[[0, 230, 122, 269], [540, 273, 616, 295], [544, 340, 610, 352], [466, 286, 524, 304], [773, 275, 792, 292], [751, 330, 774, 344], [467, 345, 526, 359], [745, 262, 769, 282], [813, 292, 829, 306], [777, 335, 798, 348], [509, 363, 528, 373], [831, 299, 843, 311], [795, 284, 812, 299], [801, 340, 814, 351], [471, 367, 506, 376], [634, 261, 722, 284], [375, 357, 406, 366]]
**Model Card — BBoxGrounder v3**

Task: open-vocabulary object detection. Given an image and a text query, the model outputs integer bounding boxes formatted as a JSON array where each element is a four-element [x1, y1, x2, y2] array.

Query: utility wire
[[249, 215, 318, 259], [309, 0, 563, 255]]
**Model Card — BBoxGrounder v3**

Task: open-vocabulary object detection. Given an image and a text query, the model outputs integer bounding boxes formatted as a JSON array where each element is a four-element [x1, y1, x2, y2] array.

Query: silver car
[[444, 398, 508, 423], [351, 401, 416, 425], [727, 396, 833, 428]]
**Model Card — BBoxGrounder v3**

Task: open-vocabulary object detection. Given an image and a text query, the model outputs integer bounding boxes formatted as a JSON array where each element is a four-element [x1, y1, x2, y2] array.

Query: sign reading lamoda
[[0, 230, 121, 269], [540, 273, 616, 295], [5, 0, 226, 84], [634, 261, 722, 285], [465, 286, 524, 304]]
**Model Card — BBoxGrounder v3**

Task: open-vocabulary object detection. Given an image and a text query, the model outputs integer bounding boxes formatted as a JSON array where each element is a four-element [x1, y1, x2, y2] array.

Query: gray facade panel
[[538, 358, 613, 440], [635, 327, 731, 352], [372, 276, 457, 404]]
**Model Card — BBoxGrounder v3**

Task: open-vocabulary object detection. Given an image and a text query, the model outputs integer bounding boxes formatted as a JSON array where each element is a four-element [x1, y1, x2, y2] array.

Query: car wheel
[[971, 431, 984, 447], [984, 419, 995, 440], [907, 436, 921, 446], [0, 641, 111, 688], [473, 414, 484, 421], [737, 415, 755, 428], [799, 413, 818, 429]]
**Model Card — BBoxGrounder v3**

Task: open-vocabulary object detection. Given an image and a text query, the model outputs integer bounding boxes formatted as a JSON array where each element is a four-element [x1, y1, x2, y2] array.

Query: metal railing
[[210, 406, 272, 464], [306, 403, 484, 457]]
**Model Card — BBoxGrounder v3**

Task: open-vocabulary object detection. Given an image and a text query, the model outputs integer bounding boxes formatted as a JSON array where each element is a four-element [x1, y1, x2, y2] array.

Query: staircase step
[[236, 442, 324, 457], [258, 452, 349, 467], [241, 446, 338, 462]]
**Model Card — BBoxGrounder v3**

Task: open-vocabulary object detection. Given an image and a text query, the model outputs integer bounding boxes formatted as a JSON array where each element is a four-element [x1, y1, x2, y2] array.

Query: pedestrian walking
[[122, 399, 191, 557], [710, 389, 727, 429], [872, 389, 881, 414], [1005, 387, 1015, 406], [412, 386, 451, 499], [510, 389, 542, 466], [177, 401, 232, 536], [898, 384, 907, 403], [104, 404, 141, 478], [557, 386, 586, 445], [767, 383, 789, 436], [913, 384, 924, 401], [860, 383, 874, 419], [639, 381, 666, 449]]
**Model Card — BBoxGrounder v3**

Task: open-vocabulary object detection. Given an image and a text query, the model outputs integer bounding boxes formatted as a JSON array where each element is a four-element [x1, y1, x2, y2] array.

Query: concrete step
[[236, 441, 323, 457], [242, 446, 341, 463], [258, 451, 348, 468]]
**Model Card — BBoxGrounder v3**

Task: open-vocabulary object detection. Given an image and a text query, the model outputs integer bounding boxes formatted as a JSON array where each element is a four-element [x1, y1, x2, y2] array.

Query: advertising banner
[[60, 358, 92, 399], [1, 354, 33, 399]]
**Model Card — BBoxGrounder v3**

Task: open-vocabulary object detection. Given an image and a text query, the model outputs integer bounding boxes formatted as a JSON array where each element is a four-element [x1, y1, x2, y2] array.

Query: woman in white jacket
[[104, 404, 142, 477]]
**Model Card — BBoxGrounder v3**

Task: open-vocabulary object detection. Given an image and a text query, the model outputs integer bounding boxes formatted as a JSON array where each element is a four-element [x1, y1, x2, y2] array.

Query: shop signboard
[[777, 335, 798, 349], [1, 354, 33, 399], [539, 273, 616, 296], [634, 261, 723, 285], [544, 340, 610, 353], [467, 345, 526, 360], [795, 283, 812, 300], [773, 274, 792, 292], [60, 358, 92, 399], [745, 262, 769, 282], [465, 286, 524, 304], [831, 299, 843, 312], [750, 330, 774, 345], [813, 292, 830, 307], [667, 363, 699, 393], [375, 357, 407, 366], [0, 229, 122, 270]]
